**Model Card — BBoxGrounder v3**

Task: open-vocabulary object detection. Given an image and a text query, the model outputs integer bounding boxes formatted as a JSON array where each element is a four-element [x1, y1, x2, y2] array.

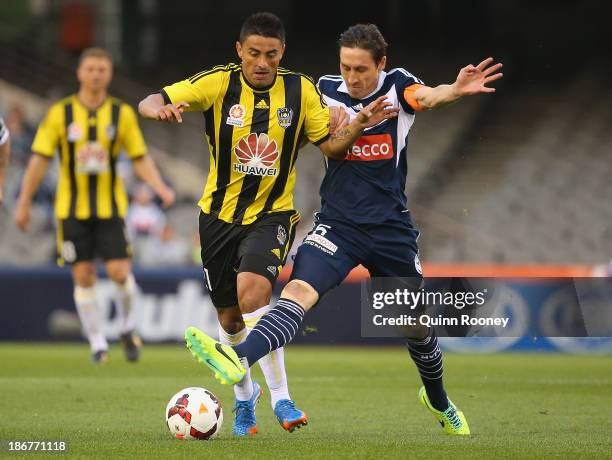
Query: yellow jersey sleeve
[[161, 69, 226, 112], [302, 76, 330, 146], [31, 103, 64, 157], [120, 103, 147, 159]]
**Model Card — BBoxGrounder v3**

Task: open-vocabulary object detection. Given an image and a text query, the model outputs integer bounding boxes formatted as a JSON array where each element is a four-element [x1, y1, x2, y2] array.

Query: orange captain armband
[[404, 84, 426, 112]]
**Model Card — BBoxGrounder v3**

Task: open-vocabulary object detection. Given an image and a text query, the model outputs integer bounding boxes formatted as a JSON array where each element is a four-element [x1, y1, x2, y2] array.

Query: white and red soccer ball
[[165, 387, 223, 440]]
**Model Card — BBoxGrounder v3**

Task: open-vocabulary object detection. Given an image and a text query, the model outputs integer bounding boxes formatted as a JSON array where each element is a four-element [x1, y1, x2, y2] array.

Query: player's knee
[[217, 307, 245, 334], [402, 323, 430, 340], [282, 280, 318, 312], [72, 262, 96, 287], [105, 259, 131, 284], [236, 272, 272, 312]]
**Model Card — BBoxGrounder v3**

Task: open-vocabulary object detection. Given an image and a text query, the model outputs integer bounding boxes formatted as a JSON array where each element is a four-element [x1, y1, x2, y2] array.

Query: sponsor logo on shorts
[[277, 225, 287, 246], [304, 224, 337, 255], [233, 133, 279, 176], [345, 133, 394, 161], [304, 233, 337, 255], [226, 104, 246, 127]]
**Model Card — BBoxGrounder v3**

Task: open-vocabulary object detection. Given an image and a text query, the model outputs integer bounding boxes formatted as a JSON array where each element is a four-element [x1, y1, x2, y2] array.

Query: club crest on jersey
[[233, 132, 279, 176], [276, 107, 293, 129], [226, 104, 246, 127]]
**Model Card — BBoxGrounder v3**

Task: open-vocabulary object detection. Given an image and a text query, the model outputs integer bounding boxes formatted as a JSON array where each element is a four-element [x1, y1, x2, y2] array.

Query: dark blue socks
[[234, 298, 305, 366], [406, 329, 449, 411]]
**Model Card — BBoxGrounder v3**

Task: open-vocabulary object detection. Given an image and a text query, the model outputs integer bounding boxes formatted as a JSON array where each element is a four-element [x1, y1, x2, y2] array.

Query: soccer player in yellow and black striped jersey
[[15, 47, 175, 364], [139, 12, 396, 436]]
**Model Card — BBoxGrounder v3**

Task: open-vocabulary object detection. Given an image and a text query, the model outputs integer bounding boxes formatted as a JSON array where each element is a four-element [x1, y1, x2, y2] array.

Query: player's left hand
[[455, 57, 503, 96], [356, 96, 400, 129]]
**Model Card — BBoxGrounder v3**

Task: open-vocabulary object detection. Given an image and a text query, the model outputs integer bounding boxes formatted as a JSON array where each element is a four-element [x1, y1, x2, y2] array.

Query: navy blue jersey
[[317, 69, 424, 224]]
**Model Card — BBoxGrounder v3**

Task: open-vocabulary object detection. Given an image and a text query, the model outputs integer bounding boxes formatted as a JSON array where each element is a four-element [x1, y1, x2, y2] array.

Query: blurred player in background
[[0, 116, 10, 207], [15, 47, 175, 364], [139, 13, 394, 436], [185, 23, 503, 435]]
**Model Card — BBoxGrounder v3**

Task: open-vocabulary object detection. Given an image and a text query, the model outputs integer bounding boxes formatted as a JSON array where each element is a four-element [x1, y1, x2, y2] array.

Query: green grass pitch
[[0, 344, 611, 459]]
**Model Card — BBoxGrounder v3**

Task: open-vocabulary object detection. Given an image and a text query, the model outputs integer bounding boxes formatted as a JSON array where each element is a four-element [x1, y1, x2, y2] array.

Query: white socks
[[113, 274, 137, 334], [218, 326, 254, 401], [74, 285, 107, 353], [242, 305, 291, 408], [74, 275, 138, 353]]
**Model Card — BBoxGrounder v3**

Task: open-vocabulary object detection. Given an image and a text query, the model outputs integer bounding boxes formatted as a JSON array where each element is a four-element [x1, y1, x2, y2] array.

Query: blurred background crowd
[[1, 0, 611, 272]]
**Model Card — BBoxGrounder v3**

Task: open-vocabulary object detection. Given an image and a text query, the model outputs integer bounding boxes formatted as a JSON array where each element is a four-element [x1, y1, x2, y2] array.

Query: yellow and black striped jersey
[[161, 63, 330, 225], [32, 95, 146, 220]]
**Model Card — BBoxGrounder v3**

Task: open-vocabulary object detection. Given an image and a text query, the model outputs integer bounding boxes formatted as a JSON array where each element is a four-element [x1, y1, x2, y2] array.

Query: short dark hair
[[78, 47, 112, 66], [338, 24, 388, 64], [239, 12, 285, 44]]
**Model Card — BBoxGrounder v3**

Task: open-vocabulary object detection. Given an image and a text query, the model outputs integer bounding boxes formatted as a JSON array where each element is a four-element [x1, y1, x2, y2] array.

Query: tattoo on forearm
[[330, 128, 352, 143]]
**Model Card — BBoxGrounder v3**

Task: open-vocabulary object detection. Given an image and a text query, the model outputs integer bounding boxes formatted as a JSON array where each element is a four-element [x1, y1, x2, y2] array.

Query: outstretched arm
[[411, 57, 503, 110], [319, 96, 399, 159], [138, 93, 190, 123]]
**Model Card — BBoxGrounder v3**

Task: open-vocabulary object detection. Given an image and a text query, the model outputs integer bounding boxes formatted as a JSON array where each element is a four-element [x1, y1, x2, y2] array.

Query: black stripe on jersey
[[109, 102, 121, 216], [280, 70, 327, 109], [203, 106, 216, 165], [231, 91, 271, 223], [291, 123, 305, 172], [87, 110, 98, 217], [209, 70, 241, 215], [259, 75, 301, 216], [64, 101, 77, 217]]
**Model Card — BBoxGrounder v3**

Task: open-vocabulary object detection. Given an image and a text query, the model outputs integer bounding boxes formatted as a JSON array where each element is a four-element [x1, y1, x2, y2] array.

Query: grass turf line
[[0, 344, 611, 459]]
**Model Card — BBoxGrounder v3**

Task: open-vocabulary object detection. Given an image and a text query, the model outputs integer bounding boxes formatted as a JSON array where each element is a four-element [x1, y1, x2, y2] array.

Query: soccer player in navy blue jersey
[[185, 23, 503, 435]]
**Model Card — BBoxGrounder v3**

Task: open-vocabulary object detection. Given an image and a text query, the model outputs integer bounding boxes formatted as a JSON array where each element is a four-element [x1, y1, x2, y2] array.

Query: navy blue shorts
[[290, 214, 422, 296]]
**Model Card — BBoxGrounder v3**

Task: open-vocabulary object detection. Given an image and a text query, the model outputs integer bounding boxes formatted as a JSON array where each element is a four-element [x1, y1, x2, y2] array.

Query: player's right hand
[[15, 201, 31, 232], [356, 96, 399, 129], [158, 185, 176, 209], [157, 102, 189, 123]]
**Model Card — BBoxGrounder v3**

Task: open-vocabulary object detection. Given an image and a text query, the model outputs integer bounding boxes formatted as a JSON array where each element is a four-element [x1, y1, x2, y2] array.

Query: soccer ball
[[165, 387, 223, 440]]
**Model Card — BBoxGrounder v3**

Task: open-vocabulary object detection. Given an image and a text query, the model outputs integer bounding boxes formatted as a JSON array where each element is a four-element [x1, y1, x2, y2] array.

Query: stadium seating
[[2, 43, 610, 266], [416, 72, 612, 263]]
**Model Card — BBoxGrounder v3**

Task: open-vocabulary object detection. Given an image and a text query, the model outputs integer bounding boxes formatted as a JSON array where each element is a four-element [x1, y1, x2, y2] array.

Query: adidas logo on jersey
[[255, 99, 269, 109]]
